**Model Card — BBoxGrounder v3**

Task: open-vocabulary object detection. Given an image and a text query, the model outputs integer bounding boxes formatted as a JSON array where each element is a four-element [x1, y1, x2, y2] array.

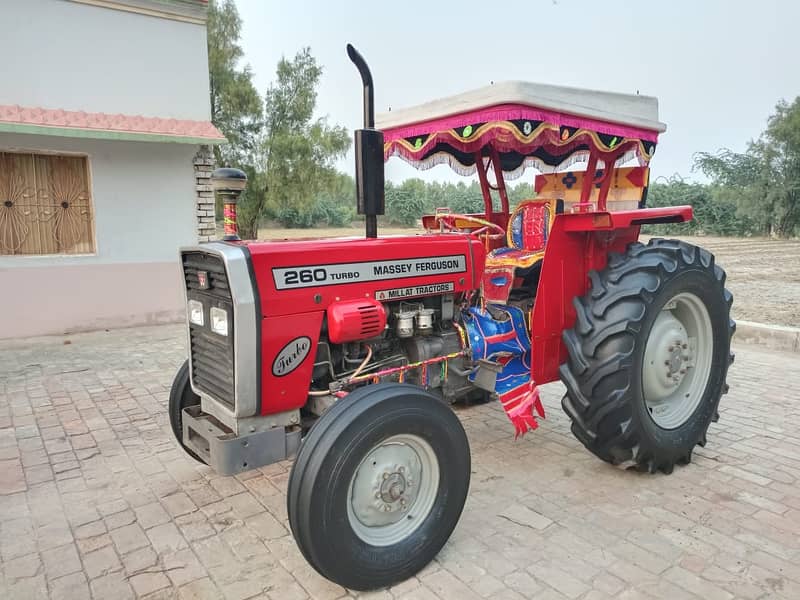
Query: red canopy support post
[[475, 152, 494, 216], [596, 169, 613, 212], [595, 150, 624, 211], [576, 153, 598, 213], [489, 146, 510, 214]]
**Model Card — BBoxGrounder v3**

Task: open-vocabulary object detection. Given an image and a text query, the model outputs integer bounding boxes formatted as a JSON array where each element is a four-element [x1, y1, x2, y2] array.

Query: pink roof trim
[[382, 104, 660, 144], [0, 104, 225, 141]]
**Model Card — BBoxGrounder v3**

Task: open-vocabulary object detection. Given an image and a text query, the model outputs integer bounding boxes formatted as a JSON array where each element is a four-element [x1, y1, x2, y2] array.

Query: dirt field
[[258, 226, 800, 327], [660, 235, 800, 327]]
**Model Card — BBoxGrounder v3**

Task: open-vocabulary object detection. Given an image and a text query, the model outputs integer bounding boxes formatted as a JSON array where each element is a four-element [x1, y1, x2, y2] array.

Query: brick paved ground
[[1, 324, 799, 600]]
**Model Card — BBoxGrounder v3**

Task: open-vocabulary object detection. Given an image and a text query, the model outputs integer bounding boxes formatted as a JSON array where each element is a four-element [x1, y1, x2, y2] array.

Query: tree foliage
[[381, 179, 535, 226], [259, 49, 351, 231], [206, 0, 262, 167], [643, 177, 740, 236], [207, 4, 798, 239], [694, 97, 800, 237], [206, 5, 349, 237], [314, 173, 357, 227], [385, 180, 427, 226]]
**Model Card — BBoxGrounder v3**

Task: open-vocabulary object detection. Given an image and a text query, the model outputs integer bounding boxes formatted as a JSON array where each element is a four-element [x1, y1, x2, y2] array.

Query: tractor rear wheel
[[287, 383, 470, 590], [168, 360, 205, 464], [560, 239, 735, 474]]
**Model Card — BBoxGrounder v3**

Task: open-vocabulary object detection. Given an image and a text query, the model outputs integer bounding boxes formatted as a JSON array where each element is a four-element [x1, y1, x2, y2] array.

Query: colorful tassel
[[498, 381, 545, 438]]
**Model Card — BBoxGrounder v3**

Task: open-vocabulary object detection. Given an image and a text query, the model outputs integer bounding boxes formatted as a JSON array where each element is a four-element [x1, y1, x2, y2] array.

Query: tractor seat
[[486, 199, 560, 269], [482, 199, 561, 303]]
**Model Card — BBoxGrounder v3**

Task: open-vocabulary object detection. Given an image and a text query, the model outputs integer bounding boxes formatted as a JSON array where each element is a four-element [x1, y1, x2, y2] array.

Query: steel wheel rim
[[642, 292, 714, 430], [347, 433, 439, 547]]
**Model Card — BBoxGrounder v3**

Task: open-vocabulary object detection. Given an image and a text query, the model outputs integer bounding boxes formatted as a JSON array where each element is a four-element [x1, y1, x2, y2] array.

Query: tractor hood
[[241, 234, 486, 318]]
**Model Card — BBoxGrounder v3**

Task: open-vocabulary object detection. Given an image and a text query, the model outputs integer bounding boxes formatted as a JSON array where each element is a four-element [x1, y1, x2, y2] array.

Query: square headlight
[[188, 300, 204, 326], [210, 306, 228, 336]]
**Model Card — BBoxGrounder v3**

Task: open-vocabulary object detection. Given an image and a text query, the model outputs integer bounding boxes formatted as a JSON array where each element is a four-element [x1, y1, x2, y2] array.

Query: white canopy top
[[376, 80, 666, 133]]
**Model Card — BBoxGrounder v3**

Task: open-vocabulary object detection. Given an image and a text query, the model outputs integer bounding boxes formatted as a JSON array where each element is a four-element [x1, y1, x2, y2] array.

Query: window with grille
[[0, 151, 95, 256]]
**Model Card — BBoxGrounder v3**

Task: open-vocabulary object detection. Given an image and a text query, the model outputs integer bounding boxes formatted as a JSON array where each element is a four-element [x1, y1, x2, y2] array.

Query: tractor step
[[182, 405, 301, 475]]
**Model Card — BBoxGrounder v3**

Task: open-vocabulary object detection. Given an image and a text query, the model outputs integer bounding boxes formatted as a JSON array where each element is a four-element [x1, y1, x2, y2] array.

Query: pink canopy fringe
[[382, 103, 660, 144]]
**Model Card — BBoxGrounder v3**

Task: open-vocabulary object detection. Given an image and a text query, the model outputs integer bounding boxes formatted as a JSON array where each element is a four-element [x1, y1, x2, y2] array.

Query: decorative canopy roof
[[377, 81, 665, 178], [0, 104, 225, 145]]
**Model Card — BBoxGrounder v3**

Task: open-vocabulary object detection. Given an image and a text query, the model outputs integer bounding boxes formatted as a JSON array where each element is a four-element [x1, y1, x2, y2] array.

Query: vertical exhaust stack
[[347, 44, 385, 239], [211, 167, 247, 241]]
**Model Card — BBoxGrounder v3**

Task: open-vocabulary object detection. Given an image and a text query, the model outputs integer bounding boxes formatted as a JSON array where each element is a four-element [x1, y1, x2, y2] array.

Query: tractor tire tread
[[287, 383, 470, 590], [168, 360, 204, 464], [559, 238, 734, 474]]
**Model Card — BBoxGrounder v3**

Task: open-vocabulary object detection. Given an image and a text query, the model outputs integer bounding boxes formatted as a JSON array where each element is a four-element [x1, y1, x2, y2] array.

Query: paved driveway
[[1, 325, 799, 600]]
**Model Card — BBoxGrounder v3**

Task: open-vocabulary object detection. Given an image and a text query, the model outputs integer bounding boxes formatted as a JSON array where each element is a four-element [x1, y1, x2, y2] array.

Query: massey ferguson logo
[[197, 270, 209, 290], [272, 336, 312, 377]]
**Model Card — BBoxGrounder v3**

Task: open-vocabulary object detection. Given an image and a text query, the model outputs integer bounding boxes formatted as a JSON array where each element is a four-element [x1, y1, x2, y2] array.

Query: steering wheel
[[434, 213, 506, 240]]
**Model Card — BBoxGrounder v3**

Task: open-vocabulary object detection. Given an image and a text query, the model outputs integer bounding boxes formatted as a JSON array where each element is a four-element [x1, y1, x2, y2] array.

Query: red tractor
[[170, 45, 734, 590]]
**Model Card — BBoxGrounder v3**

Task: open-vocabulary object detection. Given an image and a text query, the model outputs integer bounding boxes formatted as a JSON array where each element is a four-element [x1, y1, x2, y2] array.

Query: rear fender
[[530, 206, 693, 384], [560, 206, 693, 232]]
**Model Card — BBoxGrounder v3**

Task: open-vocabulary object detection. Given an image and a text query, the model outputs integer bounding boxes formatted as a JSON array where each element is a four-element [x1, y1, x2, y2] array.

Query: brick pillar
[[194, 145, 216, 242]]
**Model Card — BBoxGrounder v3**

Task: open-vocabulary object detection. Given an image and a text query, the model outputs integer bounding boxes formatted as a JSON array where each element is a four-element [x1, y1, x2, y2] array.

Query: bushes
[[382, 179, 533, 226], [385, 184, 426, 226], [245, 170, 784, 239], [642, 178, 764, 237], [270, 197, 355, 228]]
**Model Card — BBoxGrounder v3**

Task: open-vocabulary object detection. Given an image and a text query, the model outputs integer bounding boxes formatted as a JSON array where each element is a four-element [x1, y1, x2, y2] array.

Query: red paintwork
[[560, 206, 693, 232], [240, 204, 691, 415], [245, 234, 485, 316], [625, 166, 648, 188], [261, 311, 324, 414], [579, 154, 599, 210], [530, 205, 693, 384], [243, 234, 485, 414], [327, 298, 387, 343], [475, 152, 495, 216], [488, 147, 511, 214]]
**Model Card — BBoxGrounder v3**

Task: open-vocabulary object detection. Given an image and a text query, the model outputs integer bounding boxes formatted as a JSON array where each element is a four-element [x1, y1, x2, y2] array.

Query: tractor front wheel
[[168, 360, 205, 464], [560, 239, 735, 474], [287, 383, 470, 590]]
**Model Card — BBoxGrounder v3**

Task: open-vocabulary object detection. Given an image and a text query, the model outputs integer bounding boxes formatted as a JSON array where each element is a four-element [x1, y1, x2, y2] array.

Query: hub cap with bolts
[[642, 292, 714, 429], [347, 434, 439, 546]]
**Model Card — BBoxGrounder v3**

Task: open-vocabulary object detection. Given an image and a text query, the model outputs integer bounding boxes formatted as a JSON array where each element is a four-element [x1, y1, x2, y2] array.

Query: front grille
[[183, 252, 231, 301], [182, 251, 235, 409]]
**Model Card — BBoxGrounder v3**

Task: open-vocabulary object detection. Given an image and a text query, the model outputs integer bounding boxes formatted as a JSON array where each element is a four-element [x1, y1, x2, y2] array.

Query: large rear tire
[[560, 239, 735, 474], [287, 383, 470, 590], [168, 360, 205, 464]]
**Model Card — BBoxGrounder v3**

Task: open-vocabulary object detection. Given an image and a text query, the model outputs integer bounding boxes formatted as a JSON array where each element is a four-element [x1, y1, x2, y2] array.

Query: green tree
[[207, 0, 262, 166], [695, 97, 800, 238], [641, 176, 755, 237], [251, 48, 351, 233], [385, 180, 426, 226], [314, 173, 356, 227], [381, 178, 538, 226], [508, 181, 535, 208], [445, 182, 484, 214]]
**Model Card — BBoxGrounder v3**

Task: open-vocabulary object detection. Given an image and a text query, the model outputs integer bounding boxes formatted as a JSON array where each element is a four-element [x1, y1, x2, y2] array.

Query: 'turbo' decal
[[272, 336, 312, 377]]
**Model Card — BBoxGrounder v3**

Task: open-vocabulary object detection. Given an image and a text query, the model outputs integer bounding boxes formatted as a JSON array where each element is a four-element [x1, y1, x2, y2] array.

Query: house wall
[[0, 0, 211, 121], [0, 133, 199, 338]]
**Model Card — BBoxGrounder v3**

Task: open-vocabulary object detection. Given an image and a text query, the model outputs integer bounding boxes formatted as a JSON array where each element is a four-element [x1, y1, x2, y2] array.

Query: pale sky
[[234, 0, 797, 184]]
